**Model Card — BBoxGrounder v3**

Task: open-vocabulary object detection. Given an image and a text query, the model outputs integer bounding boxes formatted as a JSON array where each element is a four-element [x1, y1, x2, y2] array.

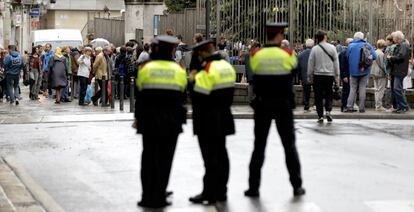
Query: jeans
[[61, 75, 70, 100], [393, 76, 409, 110], [347, 75, 369, 111], [30, 69, 42, 99], [313, 75, 334, 118], [79, 76, 88, 105], [72, 75, 80, 98], [6, 74, 20, 102], [373, 76, 387, 109]]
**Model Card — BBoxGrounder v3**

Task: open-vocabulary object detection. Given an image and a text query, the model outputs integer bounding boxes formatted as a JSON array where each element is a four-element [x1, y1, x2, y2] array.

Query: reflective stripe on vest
[[250, 47, 297, 76], [194, 59, 236, 95], [137, 60, 187, 92]]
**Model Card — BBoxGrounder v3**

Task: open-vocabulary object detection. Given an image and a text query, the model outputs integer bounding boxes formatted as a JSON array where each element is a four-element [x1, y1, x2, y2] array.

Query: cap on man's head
[[151, 35, 179, 45], [192, 40, 215, 51], [266, 22, 289, 33]]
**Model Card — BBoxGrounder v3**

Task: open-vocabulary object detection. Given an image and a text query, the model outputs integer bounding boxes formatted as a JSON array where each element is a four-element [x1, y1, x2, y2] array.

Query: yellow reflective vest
[[193, 59, 236, 95], [137, 60, 187, 92], [250, 47, 297, 76]]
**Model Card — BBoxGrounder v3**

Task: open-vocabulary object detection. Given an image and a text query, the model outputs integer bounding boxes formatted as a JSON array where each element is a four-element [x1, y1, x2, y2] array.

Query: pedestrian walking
[[91, 47, 107, 106], [41, 43, 54, 98], [134, 35, 187, 208], [71, 48, 81, 99], [49, 48, 68, 104], [344, 32, 377, 113], [77, 47, 92, 106], [339, 38, 353, 112], [242, 41, 261, 103], [61, 46, 72, 102], [387, 31, 410, 113], [0, 48, 7, 102], [307, 31, 340, 123], [371, 39, 387, 111], [3, 45, 25, 105], [28, 46, 42, 100], [188, 40, 236, 205], [245, 23, 305, 198], [297, 39, 314, 112], [384, 35, 397, 109]]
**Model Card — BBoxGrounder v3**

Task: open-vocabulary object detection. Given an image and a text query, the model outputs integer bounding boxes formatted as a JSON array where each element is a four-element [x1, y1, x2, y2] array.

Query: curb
[[1, 156, 65, 212], [0, 158, 46, 212]]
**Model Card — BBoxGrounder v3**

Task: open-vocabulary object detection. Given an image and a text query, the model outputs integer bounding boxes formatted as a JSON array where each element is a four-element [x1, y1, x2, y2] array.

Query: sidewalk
[[0, 158, 46, 212]]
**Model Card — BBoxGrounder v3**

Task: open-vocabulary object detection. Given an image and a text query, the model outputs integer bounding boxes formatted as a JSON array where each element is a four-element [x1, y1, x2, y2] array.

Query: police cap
[[151, 35, 180, 45], [266, 22, 289, 33], [192, 39, 215, 51]]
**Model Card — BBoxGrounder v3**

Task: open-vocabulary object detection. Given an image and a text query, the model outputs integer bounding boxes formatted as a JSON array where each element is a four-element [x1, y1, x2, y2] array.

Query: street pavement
[[1, 118, 414, 212], [1, 87, 414, 212]]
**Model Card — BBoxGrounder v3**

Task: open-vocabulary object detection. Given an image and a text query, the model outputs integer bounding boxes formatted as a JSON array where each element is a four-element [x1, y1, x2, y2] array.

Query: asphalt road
[[1, 119, 414, 212]]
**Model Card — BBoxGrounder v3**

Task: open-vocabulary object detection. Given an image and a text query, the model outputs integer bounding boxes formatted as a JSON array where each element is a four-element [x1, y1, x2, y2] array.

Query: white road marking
[[366, 200, 414, 212], [267, 202, 322, 212]]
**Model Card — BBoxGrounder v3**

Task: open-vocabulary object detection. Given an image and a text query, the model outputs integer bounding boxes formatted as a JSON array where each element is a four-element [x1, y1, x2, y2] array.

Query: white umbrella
[[90, 38, 110, 48]]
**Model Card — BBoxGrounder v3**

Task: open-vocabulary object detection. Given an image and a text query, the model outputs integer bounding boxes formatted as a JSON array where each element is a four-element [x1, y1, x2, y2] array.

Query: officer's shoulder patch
[[282, 48, 293, 56], [250, 48, 262, 56], [204, 61, 213, 72]]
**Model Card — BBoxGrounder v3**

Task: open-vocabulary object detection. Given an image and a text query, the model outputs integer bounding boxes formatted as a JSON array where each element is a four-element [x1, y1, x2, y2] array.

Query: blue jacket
[[347, 39, 377, 77], [4, 51, 25, 76], [297, 48, 312, 83]]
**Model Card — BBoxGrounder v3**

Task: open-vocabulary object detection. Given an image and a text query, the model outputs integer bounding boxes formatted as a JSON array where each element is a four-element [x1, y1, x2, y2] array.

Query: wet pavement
[[1, 119, 414, 212]]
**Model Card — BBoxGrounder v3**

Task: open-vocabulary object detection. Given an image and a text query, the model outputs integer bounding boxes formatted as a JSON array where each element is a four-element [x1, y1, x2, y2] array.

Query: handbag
[[333, 82, 342, 100]]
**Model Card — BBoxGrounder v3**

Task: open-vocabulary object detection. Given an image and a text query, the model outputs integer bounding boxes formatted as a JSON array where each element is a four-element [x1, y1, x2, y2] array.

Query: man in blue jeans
[[387, 31, 410, 113], [3, 45, 25, 105]]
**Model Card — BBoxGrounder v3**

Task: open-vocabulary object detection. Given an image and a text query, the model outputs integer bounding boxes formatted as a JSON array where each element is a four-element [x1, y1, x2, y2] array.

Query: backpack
[[359, 44, 373, 70]]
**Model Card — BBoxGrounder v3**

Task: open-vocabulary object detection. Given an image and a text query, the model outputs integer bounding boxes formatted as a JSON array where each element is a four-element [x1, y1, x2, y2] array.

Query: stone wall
[[233, 83, 414, 108]]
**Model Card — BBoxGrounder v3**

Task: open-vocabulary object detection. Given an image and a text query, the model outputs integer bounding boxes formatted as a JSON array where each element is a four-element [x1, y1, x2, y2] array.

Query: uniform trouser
[[302, 83, 312, 109], [313, 76, 334, 118], [6, 74, 20, 102], [197, 135, 229, 199], [373, 76, 387, 109], [347, 75, 369, 111], [141, 133, 178, 204], [341, 80, 350, 110], [248, 102, 302, 191]]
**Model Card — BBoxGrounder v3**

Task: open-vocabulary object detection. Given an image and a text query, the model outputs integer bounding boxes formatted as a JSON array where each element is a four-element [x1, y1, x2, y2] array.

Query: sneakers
[[326, 112, 333, 122], [293, 187, 306, 196], [375, 107, 387, 112], [393, 108, 409, 114], [317, 117, 324, 123]]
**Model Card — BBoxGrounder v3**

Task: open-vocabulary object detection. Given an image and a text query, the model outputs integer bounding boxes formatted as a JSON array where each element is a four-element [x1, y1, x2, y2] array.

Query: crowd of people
[[0, 38, 155, 106], [293, 30, 413, 122]]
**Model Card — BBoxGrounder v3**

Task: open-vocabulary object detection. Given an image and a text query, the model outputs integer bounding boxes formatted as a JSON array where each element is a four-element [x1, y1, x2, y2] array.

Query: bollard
[[111, 75, 116, 109], [130, 77, 135, 113], [120, 76, 124, 111], [101, 76, 107, 107]]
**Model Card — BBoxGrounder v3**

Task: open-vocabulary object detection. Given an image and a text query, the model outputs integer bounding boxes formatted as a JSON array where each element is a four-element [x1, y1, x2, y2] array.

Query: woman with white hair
[[387, 31, 410, 113], [371, 39, 387, 111]]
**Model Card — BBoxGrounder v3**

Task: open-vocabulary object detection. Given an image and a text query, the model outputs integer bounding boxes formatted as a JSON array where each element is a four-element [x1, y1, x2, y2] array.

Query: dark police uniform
[[135, 36, 187, 208], [189, 40, 236, 204], [245, 23, 305, 197]]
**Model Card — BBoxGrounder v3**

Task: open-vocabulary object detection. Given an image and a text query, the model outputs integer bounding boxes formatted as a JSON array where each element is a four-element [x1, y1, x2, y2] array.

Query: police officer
[[244, 23, 306, 197], [134, 35, 188, 208], [188, 40, 236, 204]]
